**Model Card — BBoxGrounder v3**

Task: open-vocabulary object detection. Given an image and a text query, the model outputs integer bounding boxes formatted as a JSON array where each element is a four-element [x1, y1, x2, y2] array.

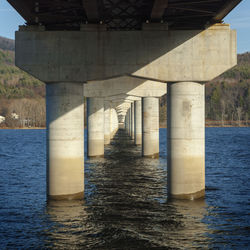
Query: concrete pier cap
[[16, 24, 236, 83]]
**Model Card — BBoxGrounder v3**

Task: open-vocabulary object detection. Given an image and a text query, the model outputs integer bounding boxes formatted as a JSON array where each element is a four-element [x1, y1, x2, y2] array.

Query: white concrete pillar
[[110, 107, 118, 139], [87, 97, 104, 157], [126, 112, 129, 135], [142, 97, 159, 158], [104, 101, 111, 145], [131, 102, 135, 140], [167, 82, 205, 200], [128, 107, 132, 137], [46, 82, 84, 200], [134, 100, 142, 145], [125, 115, 128, 132]]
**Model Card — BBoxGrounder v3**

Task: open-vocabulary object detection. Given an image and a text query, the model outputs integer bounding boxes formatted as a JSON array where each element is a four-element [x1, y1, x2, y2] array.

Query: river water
[[0, 128, 249, 249]]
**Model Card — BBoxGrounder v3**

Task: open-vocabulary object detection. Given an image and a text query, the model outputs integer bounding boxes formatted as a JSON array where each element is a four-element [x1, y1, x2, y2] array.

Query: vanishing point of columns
[[15, 23, 236, 200]]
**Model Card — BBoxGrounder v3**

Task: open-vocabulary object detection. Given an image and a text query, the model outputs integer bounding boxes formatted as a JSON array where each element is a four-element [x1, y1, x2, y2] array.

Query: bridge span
[[7, 0, 242, 200]]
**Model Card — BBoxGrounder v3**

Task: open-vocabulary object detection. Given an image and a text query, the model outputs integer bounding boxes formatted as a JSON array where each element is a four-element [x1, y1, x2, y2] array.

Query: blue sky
[[0, 0, 249, 53]]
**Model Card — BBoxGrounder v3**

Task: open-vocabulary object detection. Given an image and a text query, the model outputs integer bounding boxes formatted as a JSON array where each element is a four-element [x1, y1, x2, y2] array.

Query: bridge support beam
[[46, 82, 84, 200], [135, 100, 142, 145], [142, 97, 159, 158], [87, 97, 104, 157], [167, 82, 205, 200]]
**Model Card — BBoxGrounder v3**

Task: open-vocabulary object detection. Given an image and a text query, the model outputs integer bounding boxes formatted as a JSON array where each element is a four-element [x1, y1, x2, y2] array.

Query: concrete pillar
[[104, 101, 111, 145], [142, 97, 159, 158], [131, 102, 135, 140], [167, 82, 205, 200], [126, 112, 129, 135], [110, 107, 118, 139], [87, 97, 104, 157], [125, 115, 128, 132], [134, 100, 142, 145], [46, 82, 84, 200], [128, 107, 131, 137]]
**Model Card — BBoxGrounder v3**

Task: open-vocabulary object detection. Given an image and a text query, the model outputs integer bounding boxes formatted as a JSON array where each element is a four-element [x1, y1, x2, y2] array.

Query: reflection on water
[[45, 130, 210, 249], [0, 128, 249, 249]]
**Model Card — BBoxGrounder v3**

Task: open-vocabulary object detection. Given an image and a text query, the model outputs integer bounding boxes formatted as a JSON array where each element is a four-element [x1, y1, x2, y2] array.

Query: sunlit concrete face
[[46, 82, 84, 200], [87, 97, 104, 157], [134, 100, 142, 145], [142, 97, 159, 158], [167, 82, 205, 200]]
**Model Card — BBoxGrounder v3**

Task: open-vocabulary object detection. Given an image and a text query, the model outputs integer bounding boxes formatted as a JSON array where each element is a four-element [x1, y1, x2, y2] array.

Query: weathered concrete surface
[[104, 101, 111, 145], [46, 82, 84, 200], [142, 97, 159, 158], [167, 82, 205, 200], [87, 97, 104, 157], [134, 100, 142, 145], [16, 24, 236, 82]]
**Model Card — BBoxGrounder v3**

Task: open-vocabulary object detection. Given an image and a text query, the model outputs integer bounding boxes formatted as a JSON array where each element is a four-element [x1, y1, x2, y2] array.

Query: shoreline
[[1, 125, 250, 130]]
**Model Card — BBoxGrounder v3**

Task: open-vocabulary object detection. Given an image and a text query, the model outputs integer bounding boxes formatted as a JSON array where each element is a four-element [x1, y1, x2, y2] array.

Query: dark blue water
[[0, 128, 249, 249]]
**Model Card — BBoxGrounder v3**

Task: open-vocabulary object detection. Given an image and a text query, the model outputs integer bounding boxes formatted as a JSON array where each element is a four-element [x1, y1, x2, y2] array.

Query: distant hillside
[[0, 36, 45, 127], [0, 36, 15, 51]]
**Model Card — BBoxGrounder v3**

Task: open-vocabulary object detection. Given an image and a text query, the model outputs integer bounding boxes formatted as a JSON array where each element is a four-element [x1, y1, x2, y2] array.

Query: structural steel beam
[[82, 0, 99, 22], [151, 0, 168, 21], [213, 0, 242, 22]]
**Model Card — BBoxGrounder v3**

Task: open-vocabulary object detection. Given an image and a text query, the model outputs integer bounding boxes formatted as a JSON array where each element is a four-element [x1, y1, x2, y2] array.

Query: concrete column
[[126, 112, 129, 135], [110, 107, 118, 139], [167, 82, 205, 200], [46, 82, 84, 200], [104, 101, 111, 145], [131, 102, 135, 140], [128, 107, 131, 137], [134, 100, 142, 145], [142, 97, 159, 158], [125, 115, 128, 132], [87, 97, 104, 157]]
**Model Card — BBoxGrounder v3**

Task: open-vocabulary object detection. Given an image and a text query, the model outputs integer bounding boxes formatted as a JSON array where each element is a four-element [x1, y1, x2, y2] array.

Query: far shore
[[1, 122, 249, 130]]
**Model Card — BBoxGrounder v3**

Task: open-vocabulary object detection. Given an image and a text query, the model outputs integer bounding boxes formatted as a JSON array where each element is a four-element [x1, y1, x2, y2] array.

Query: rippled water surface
[[0, 128, 249, 249]]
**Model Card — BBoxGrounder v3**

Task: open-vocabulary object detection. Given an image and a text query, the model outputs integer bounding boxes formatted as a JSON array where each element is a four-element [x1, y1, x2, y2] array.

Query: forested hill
[[0, 35, 249, 127], [0, 36, 15, 51], [0, 37, 45, 127]]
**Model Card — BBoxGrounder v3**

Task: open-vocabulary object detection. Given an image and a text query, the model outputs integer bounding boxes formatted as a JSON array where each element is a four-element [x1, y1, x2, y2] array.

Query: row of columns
[[47, 82, 204, 201], [124, 97, 159, 158]]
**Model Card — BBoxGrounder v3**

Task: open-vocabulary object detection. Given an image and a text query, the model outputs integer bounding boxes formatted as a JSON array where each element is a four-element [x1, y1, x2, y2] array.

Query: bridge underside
[[7, 0, 241, 201], [8, 0, 241, 31]]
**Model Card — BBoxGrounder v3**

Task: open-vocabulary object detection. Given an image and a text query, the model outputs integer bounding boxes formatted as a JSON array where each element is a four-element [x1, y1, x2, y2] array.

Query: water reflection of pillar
[[165, 199, 210, 249], [45, 200, 88, 248]]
